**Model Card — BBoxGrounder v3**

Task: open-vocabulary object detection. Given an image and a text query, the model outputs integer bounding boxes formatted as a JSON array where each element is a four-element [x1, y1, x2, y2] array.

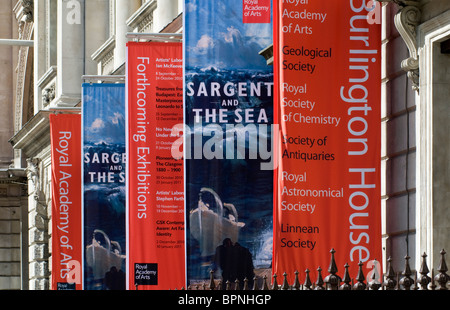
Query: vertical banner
[[82, 83, 126, 290], [126, 42, 185, 290], [50, 113, 82, 290], [184, 0, 274, 287], [273, 0, 382, 282]]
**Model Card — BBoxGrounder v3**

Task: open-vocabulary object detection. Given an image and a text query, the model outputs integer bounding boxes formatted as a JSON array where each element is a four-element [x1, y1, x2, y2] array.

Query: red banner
[[50, 113, 82, 290], [273, 0, 382, 283], [126, 42, 185, 289]]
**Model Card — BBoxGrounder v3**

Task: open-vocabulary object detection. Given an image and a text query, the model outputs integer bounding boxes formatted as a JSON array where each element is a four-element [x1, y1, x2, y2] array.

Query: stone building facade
[[6, 0, 182, 290], [0, 0, 33, 290], [380, 0, 450, 273], [0, 0, 447, 289]]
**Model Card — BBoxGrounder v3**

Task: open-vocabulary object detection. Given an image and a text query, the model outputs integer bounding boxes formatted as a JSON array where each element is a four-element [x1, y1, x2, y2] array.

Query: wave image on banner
[[184, 0, 274, 287], [82, 83, 126, 290]]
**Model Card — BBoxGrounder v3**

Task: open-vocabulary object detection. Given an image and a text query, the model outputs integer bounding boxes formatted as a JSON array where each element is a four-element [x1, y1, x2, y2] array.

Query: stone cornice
[[126, 0, 157, 31], [9, 110, 51, 157]]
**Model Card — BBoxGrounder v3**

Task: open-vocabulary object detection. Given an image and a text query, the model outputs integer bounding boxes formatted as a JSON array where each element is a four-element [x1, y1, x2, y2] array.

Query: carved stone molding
[[42, 83, 55, 107], [15, 0, 34, 25], [395, 4, 421, 91], [26, 157, 40, 201], [127, 0, 157, 32], [379, 0, 422, 91], [13, 0, 34, 134], [22, 0, 34, 22]]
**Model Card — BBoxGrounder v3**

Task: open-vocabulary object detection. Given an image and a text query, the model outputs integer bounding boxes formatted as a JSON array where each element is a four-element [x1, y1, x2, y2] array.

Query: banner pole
[[48, 107, 81, 113], [125, 32, 182, 42], [82, 75, 126, 82], [0, 38, 34, 46]]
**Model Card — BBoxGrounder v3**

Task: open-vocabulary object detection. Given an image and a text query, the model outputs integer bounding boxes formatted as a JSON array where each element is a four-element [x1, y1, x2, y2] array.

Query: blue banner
[[184, 0, 274, 287], [82, 83, 126, 290]]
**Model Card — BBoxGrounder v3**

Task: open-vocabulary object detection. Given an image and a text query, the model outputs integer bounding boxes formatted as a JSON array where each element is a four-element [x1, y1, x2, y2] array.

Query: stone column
[[56, 0, 85, 107], [114, 0, 140, 70], [153, 0, 179, 33], [33, 0, 49, 114], [178, 0, 183, 15], [0, 0, 14, 167], [84, 0, 109, 75]]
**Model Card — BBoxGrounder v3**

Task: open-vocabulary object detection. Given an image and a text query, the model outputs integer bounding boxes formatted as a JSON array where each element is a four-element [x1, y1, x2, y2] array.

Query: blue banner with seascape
[[82, 83, 126, 290], [184, 0, 274, 288]]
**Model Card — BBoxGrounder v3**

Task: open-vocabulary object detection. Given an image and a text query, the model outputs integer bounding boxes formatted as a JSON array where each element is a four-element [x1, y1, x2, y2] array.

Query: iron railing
[[183, 248, 449, 290]]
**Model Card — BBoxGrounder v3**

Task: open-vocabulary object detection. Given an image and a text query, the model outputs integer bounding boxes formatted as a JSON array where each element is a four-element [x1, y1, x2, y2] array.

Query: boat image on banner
[[85, 229, 126, 281], [82, 83, 126, 290], [184, 0, 274, 284], [189, 188, 245, 257]]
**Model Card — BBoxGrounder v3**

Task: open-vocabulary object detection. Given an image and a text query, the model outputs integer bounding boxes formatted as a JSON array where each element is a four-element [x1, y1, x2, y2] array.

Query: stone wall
[[381, 2, 417, 272], [382, 0, 450, 270], [0, 169, 27, 290]]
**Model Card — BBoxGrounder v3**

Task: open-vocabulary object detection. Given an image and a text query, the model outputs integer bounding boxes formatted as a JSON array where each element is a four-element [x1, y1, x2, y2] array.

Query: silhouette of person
[[105, 266, 118, 290], [213, 238, 235, 288], [104, 266, 125, 290], [117, 268, 125, 290], [233, 242, 255, 289]]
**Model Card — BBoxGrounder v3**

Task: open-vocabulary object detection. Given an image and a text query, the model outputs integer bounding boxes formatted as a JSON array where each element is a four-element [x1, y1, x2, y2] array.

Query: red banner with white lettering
[[273, 0, 382, 284], [50, 113, 82, 290], [126, 42, 185, 289]]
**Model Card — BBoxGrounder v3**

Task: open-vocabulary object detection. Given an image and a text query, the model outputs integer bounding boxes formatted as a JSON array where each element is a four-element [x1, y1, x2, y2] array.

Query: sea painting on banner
[[82, 83, 126, 290], [184, 0, 274, 286]]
